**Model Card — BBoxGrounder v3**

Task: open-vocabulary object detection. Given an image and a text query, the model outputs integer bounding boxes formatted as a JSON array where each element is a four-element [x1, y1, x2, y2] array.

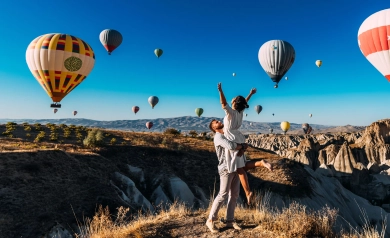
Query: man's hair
[[234, 95, 249, 112], [209, 119, 217, 133]]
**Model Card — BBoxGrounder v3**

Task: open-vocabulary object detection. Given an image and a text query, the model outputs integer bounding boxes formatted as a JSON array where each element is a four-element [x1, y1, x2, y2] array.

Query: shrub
[[83, 129, 105, 148], [24, 126, 32, 132], [110, 138, 117, 145], [188, 130, 198, 138], [164, 128, 181, 136], [34, 131, 46, 143]]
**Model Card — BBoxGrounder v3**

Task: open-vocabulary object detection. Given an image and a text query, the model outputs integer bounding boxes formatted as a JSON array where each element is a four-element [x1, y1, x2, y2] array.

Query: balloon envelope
[[53, 109, 58, 114], [148, 96, 159, 109], [73, 110, 77, 116], [358, 9, 390, 82], [146, 121, 153, 129], [26, 33, 95, 103], [132, 106, 139, 114], [309, 114, 312, 118], [315, 60, 322, 67], [280, 121, 290, 134], [258, 40, 295, 86], [232, 73, 236, 77], [154, 49, 163, 58], [99, 29, 123, 55], [254, 105, 262, 114], [195, 108, 203, 117], [285, 77, 288, 80]]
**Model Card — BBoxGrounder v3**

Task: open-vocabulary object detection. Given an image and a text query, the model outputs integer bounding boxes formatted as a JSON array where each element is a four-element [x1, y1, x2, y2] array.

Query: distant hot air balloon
[[73, 110, 77, 116], [285, 77, 288, 80], [99, 29, 123, 55], [254, 105, 262, 114], [358, 9, 390, 82], [154, 49, 163, 58], [26, 33, 95, 108], [302, 123, 309, 134], [53, 109, 58, 114], [280, 121, 290, 135], [232, 73, 236, 77], [309, 114, 312, 118], [315, 60, 322, 68], [269, 128, 273, 133], [148, 96, 159, 109], [132, 106, 139, 114], [250, 122, 253, 126], [195, 108, 204, 117], [245, 113, 248, 117], [272, 113, 275, 116], [258, 40, 295, 88], [146, 121, 153, 130]]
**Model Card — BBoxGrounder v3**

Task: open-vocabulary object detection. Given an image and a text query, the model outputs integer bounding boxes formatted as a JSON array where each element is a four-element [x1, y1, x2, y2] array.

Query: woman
[[217, 82, 272, 205]]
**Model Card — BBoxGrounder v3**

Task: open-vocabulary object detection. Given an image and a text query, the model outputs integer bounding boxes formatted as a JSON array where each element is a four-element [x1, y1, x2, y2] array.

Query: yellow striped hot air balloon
[[280, 121, 290, 135], [315, 60, 322, 67], [26, 33, 95, 108]]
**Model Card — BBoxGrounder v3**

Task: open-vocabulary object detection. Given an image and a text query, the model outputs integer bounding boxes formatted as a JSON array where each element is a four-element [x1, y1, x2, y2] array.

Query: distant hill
[[0, 116, 365, 134]]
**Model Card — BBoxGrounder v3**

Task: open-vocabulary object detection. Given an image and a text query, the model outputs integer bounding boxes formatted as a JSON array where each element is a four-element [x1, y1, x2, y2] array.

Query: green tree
[[83, 129, 105, 148]]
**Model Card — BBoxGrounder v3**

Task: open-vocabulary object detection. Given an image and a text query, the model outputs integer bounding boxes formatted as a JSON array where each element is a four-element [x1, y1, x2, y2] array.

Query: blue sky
[[0, 0, 388, 126]]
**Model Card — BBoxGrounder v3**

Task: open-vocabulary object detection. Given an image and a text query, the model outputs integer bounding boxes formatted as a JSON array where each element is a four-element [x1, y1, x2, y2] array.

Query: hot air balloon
[[309, 114, 312, 118], [99, 29, 123, 55], [269, 128, 273, 133], [245, 114, 248, 117], [73, 110, 77, 116], [272, 113, 275, 116], [146, 121, 153, 130], [254, 105, 262, 114], [154, 49, 163, 58], [232, 73, 236, 77], [358, 9, 390, 82], [315, 60, 322, 67], [195, 108, 203, 117], [53, 109, 58, 114], [132, 106, 139, 114], [148, 96, 159, 109], [26, 33, 95, 108], [302, 123, 309, 134], [285, 77, 288, 80], [280, 121, 290, 135], [258, 40, 295, 88], [250, 122, 253, 126]]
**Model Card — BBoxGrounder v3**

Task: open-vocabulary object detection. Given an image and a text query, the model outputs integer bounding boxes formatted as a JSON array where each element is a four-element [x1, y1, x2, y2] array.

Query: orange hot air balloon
[[146, 121, 153, 130], [26, 33, 95, 108], [358, 9, 390, 82], [132, 106, 139, 114]]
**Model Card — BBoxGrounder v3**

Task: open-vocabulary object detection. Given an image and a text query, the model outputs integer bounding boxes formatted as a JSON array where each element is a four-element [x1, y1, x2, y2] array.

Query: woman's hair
[[233, 96, 249, 112]]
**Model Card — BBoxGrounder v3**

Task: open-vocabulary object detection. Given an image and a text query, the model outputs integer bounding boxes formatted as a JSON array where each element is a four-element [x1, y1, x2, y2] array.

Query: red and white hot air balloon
[[146, 121, 153, 130], [358, 9, 390, 82], [132, 106, 139, 114]]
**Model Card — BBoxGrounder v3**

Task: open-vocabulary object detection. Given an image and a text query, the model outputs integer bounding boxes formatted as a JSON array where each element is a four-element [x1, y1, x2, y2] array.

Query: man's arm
[[214, 133, 243, 151], [246, 88, 257, 103]]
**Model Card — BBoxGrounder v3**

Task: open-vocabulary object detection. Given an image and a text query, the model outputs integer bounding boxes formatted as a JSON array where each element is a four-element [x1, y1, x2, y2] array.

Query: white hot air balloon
[[358, 9, 390, 82], [232, 72, 236, 77], [258, 40, 296, 88]]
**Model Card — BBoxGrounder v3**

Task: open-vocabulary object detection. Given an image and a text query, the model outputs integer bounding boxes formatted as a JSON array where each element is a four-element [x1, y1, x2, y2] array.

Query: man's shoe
[[206, 220, 219, 233], [226, 221, 242, 230]]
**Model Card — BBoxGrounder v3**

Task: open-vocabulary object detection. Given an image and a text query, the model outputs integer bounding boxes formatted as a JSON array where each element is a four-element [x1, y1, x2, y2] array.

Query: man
[[206, 119, 248, 233]]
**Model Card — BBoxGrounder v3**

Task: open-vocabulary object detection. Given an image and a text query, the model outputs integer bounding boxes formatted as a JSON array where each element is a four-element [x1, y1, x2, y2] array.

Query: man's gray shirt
[[213, 132, 237, 175]]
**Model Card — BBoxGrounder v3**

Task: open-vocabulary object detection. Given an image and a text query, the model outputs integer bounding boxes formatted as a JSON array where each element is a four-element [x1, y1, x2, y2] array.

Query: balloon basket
[[50, 103, 61, 108]]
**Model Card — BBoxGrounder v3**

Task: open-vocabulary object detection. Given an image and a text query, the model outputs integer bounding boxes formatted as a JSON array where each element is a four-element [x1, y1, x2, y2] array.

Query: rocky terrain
[[0, 116, 358, 134], [1, 119, 388, 237]]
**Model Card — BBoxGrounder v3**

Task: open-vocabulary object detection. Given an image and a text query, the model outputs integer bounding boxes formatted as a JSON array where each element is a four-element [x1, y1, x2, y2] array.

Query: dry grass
[[76, 191, 387, 238], [75, 201, 192, 238]]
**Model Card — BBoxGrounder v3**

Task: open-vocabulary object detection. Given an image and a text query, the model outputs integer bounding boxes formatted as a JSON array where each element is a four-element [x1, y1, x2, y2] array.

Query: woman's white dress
[[222, 104, 246, 173]]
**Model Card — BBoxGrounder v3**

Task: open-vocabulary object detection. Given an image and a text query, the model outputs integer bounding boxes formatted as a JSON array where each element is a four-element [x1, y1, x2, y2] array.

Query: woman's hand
[[250, 88, 257, 95], [218, 82, 223, 92]]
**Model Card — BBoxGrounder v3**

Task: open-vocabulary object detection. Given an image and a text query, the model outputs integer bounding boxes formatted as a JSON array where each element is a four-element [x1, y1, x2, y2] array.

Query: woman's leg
[[237, 167, 253, 204], [245, 159, 273, 171]]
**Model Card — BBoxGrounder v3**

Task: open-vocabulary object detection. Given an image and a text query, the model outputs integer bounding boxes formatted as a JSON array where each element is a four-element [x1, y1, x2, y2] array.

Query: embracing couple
[[206, 83, 273, 233]]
